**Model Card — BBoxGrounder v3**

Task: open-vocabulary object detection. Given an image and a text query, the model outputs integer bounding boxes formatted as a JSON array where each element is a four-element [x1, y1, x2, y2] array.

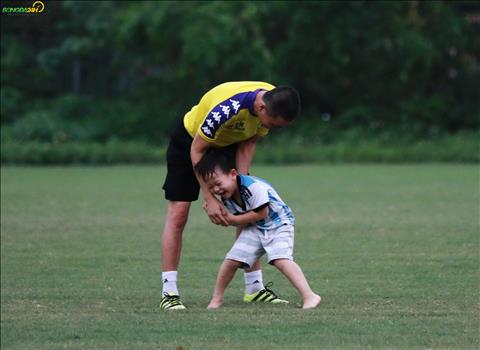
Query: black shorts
[[162, 120, 237, 201]]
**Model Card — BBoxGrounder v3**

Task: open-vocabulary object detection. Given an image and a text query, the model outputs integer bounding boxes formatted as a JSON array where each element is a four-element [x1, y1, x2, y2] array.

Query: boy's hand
[[224, 212, 238, 226]]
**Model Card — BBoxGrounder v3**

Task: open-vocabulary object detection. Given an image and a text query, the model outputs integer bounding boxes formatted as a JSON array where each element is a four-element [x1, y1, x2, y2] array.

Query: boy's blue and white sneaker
[[243, 282, 289, 304], [160, 292, 187, 310]]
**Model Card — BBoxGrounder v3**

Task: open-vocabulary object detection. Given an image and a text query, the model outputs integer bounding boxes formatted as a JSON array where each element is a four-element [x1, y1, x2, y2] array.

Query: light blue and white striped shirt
[[223, 175, 295, 230]]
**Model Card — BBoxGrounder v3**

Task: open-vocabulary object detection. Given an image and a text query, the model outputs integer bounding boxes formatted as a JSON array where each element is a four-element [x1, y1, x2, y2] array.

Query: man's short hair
[[263, 86, 301, 121]]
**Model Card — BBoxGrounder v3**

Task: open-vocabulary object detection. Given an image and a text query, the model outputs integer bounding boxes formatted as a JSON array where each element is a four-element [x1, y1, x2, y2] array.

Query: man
[[160, 81, 300, 310]]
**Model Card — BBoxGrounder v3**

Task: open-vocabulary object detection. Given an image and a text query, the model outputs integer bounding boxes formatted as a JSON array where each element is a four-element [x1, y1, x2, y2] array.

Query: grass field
[[1, 165, 479, 349]]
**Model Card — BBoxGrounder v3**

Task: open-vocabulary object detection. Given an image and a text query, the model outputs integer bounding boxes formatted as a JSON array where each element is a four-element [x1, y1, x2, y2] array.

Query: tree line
[[1, 1, 478, 146]]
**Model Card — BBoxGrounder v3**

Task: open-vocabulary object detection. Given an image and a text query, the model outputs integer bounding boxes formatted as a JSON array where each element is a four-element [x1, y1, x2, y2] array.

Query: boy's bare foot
[[207, 300, 222, 309], [302, 294, 321, 309]]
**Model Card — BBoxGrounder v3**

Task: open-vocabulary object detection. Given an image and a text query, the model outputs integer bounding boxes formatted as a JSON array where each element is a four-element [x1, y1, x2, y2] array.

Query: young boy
[[194, 150, 321, 309]]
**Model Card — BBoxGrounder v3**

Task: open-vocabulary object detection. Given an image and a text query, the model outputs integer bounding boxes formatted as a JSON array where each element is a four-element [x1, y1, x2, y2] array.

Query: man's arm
[[233, 136, 261, 238], [235, 135, 261, 175], [191, 133, 229, 226]]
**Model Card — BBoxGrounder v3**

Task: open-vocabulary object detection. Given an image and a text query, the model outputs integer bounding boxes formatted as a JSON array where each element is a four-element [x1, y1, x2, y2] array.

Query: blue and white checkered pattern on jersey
[[223, 175, 295, 230]]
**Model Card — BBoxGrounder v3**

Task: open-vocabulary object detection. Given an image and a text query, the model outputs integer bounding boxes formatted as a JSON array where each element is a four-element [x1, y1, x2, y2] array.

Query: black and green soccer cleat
[[243, 282, 289, 304], [160, 292, 187, 310]]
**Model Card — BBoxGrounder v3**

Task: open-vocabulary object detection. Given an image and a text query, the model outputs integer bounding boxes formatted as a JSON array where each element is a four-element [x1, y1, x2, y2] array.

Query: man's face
[[256, 104, 293, 130], [205, 168, 238, 199], [259, 114, 292, 129]]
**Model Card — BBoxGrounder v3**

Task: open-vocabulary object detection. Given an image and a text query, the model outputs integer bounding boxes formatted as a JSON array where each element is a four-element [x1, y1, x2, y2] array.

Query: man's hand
[[203, 197, 229, 226]]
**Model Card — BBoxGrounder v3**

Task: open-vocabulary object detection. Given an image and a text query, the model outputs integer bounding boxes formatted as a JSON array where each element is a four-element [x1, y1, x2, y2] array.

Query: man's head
[[194, 150, 238, 199], [256, 86, 301, 129]]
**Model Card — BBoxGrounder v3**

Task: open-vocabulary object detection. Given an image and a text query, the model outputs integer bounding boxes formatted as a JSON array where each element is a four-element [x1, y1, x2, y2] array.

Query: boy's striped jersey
[[183, 81, 274, 147], [223, 175, 295, 230]]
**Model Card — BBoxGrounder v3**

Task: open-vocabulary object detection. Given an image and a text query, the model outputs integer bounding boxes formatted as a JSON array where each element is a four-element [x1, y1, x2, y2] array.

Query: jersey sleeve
[[197, 91, 257, 142], [245, 183, 269, 211]]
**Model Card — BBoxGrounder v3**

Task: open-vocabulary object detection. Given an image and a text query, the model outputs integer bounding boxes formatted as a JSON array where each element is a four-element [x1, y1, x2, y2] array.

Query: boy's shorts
[[162, 119, 237, 201], [225, 224, 295, 268]]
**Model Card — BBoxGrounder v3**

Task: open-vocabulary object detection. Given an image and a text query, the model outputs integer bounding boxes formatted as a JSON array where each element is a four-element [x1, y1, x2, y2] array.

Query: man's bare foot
[[207, 300, 222, 309], [302, 294, 321, 309]]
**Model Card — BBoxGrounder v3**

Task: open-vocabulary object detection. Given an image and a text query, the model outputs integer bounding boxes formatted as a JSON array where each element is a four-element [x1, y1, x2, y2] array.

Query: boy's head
[[194, 149, 238, 199], [258, 86, 300, 129]]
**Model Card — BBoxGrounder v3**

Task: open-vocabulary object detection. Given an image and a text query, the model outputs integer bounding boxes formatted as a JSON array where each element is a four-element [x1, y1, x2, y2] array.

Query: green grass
[[1, 165, 479, 349]]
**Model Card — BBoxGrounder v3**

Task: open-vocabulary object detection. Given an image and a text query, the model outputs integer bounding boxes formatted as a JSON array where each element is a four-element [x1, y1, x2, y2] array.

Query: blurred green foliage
[[2, 131, 477, 164], [1, 1, 479, 146]]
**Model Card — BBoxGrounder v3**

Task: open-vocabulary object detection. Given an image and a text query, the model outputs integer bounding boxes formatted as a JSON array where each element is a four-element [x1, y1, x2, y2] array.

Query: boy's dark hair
[[263, 86, 301, 121], [194, 148, 236, 180]]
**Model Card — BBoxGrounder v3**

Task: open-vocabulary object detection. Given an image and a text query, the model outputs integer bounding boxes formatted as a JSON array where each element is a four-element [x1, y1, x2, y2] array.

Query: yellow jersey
[[183, 81, 274, 147]]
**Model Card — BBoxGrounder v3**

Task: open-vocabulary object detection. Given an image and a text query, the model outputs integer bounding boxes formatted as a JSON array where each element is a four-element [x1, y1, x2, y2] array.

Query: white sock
[[244, 270, 264, 294], [162, 271, 179, 295]]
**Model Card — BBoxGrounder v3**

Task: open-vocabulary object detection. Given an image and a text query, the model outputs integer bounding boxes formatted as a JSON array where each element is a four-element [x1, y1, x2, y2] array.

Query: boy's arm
[[226, 206, 268, 227]]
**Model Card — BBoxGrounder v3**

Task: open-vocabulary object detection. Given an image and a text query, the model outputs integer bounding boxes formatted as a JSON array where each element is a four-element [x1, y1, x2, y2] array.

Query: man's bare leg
[[161, 201, 191, 295]]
